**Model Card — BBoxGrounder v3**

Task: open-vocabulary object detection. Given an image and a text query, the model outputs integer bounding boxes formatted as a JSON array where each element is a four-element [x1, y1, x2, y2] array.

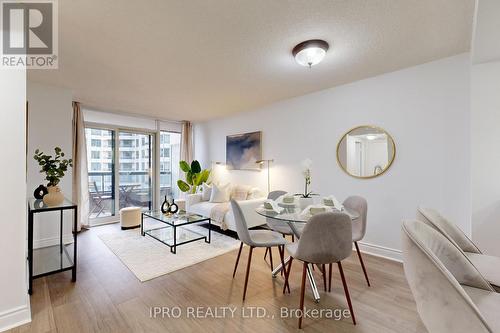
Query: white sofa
[[185, 186, 267, 231]]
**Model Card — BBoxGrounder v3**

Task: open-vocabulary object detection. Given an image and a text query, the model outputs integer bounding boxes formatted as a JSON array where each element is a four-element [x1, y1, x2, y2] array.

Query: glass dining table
[[256, 204, 359, 302]]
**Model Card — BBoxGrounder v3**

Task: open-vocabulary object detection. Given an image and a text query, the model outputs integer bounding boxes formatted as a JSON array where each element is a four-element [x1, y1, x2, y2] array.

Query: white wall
[[470, 0, 500, 255], [472, 0, 500, 64], [471, 61, 500, 255], [195, 54, 471, 259], [27, 81, 74, 247], [0, 69, 31, 330]]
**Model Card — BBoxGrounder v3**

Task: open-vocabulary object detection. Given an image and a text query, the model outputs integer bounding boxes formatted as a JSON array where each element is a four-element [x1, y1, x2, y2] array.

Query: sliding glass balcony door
[[86, 128, 116, 221], [85, 127, 155, 226], [118, 131, 154, 211], [85, 122, 184, 226]]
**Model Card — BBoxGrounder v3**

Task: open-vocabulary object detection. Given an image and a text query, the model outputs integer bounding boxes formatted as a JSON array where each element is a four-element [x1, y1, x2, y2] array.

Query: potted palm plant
[[33, 147, 72, 206]]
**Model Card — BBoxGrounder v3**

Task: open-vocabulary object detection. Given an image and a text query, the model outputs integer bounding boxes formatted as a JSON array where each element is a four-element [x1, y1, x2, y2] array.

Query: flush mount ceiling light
[[292, 39, 329, 68]]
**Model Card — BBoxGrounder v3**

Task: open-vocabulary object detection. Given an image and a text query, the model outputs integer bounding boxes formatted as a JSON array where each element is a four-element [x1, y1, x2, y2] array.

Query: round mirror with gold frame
[[336, 125, 396, 179]]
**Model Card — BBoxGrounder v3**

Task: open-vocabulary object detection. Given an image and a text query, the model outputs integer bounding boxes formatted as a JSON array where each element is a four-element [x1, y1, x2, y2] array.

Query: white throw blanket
[[211, 202, 231, 230]]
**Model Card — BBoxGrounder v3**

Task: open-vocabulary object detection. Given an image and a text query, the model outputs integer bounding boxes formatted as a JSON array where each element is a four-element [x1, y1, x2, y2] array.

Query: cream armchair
[[402, 220, 500, 333], [417, 207, 500, 292]]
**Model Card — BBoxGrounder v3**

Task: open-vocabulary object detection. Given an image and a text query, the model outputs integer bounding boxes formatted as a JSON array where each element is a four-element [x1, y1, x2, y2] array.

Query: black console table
[[27, 198, 78, 295]]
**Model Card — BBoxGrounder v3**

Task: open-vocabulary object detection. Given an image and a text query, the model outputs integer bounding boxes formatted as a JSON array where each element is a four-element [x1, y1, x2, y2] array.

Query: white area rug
[[98, 223, 240, 282]]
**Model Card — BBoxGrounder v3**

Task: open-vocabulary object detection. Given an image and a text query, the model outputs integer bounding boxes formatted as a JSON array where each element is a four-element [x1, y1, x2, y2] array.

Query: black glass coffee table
[[141, 210, 211, 254]]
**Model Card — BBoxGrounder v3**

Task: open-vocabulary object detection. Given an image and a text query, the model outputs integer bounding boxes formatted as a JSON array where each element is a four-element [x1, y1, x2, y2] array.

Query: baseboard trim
[[0, 304, 31, 333], [356, 241, 402, 263], [34, 235, 74, 249]]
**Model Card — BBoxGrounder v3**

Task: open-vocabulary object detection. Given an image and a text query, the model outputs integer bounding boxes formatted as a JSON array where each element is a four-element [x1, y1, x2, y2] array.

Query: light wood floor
[[9, 224, 425, 333]]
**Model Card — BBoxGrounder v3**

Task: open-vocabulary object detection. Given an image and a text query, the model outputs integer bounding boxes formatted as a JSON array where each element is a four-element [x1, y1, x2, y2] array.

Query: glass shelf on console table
[[27, 198, 78, 295], [141, 210, 211, 254]]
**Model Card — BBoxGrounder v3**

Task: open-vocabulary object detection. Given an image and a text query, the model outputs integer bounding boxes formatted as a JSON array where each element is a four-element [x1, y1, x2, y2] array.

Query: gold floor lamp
[[256, 159, 274, 194]]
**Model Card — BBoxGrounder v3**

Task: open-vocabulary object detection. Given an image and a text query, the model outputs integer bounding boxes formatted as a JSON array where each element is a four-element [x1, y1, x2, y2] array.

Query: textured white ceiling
[[28, 0, 475, 121]]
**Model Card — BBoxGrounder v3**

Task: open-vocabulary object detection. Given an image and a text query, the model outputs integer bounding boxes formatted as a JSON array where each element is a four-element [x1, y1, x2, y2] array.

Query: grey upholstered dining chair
[[402, 219, 499, 333], [265, 190, 292, 236], [283, 212, 356, 328], [263, 190, 294, 270], [417, 207, 500, 291], [230, 200, 289, 301], [341, 196, 370, 288]]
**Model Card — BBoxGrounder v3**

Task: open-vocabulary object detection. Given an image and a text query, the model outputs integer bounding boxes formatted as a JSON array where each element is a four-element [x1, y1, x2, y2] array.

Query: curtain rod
[[77, 102, 186, 124]]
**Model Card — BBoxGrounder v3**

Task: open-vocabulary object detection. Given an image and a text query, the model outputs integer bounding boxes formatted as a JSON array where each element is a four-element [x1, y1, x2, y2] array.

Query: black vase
[[33, 199, 45, 210], [34, 185, 48, 199], [168, 198, 179, 214], [161, 196, 170, 214]]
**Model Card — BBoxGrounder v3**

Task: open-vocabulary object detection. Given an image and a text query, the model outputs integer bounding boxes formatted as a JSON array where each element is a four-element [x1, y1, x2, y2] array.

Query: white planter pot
[[43, 185, 64, 206], [298, 197, 314, 210]]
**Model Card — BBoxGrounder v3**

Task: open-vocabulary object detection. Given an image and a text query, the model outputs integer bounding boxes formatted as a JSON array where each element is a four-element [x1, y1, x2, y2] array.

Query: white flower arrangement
[[300, 158, 313, 198]]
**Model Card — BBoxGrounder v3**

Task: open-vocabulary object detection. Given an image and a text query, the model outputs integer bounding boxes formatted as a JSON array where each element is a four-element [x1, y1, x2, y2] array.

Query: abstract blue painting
[[226, 131, 262, 170]]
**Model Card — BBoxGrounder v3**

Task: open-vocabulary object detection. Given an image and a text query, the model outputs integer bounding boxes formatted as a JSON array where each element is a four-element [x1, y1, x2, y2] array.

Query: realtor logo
[[1, 0, 58, 68]]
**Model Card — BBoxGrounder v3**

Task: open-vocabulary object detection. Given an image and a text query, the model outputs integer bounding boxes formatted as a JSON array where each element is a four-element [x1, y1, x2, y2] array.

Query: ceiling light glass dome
[[292, 40, 329, 67]]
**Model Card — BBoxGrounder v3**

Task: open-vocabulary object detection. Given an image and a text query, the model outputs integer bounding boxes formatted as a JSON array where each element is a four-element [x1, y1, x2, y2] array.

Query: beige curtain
[[72, 102, 90, 230], [180, 121, 193, 163], [179, 121, 193, 198]]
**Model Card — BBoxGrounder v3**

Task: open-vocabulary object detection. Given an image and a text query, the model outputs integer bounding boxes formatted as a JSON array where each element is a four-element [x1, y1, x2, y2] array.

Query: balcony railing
[[88, 171, 175, 219]]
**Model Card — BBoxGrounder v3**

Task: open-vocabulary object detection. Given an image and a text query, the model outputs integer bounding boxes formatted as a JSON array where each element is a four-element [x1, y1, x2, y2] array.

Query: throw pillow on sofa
[[247, 187, 264, 199], [202, 183, 212, 201], [231, 184, 251, 201], [209, 183, 230, 203]]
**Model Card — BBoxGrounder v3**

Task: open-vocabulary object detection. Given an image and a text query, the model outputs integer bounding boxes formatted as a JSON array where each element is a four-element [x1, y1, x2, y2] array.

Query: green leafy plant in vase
[[177, 160, 211, 194], [33, 147, 72, 206]]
